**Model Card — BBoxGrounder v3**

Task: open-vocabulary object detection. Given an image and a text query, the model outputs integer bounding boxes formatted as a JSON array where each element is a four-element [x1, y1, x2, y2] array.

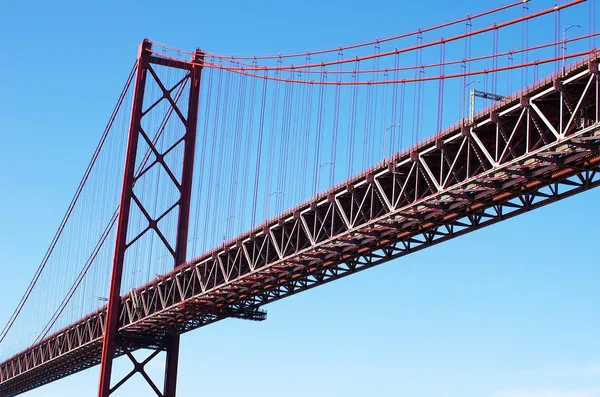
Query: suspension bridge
[[1, 0, 600, 395]]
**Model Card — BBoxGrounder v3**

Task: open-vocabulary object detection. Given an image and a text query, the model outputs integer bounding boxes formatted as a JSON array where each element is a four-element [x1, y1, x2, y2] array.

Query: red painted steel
[[97, 39, 152, 397], [163, 336, 180, 397], [0, 55, 599, 397], [163, 48, 204, 397], [197, 0, 584, 71], [0, 1, 598, 392], [96, 40, 204, 397]]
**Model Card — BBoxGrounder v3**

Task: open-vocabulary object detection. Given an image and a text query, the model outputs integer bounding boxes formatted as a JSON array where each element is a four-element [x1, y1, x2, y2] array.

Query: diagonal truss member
[[97, 40, 203, 397]]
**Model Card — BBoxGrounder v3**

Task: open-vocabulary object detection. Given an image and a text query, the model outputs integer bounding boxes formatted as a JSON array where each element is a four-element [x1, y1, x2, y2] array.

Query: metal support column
[[97, 39, 204, 397]]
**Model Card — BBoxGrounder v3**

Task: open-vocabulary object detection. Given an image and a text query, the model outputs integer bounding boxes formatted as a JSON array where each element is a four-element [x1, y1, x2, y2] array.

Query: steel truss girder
[[2, 54, 600, 397]]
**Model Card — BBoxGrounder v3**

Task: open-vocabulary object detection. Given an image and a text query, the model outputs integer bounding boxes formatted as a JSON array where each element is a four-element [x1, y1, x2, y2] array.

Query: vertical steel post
[[97, 39, 151, 397], [163, 335, 180, 397], [175, 50, 204, 266], [163, 48, 204, 397]]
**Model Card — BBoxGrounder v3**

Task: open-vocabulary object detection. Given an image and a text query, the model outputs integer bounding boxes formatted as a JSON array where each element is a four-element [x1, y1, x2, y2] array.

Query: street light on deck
[[384, 124, 402, 157], [562, 24, 581, 72], [316, 162, 333, 195], [265, 191, 283, 220]]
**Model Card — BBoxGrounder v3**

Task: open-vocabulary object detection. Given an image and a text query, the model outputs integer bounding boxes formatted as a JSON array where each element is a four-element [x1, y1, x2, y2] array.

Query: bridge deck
[[2, 55, 600, 396]]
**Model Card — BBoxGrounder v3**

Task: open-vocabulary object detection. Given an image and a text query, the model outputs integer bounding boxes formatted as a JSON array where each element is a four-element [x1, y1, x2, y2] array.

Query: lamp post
[[188, 236, 200, 257], [462, 80, 480, 122], [383, 124, 401, 157], [153, 253, 171, 278], [562, 24, 581, 72], [265, 191, 282, 219], [130, 269, 143, 287], [69, 305, 80, 322], [87, 296, 109, 308], [223, 215, 235, 242], [316, 162, 333, 195]]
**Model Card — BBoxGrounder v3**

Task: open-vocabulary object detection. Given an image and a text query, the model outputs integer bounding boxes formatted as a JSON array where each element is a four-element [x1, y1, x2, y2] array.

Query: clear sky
[[1, 1, 600, 397]]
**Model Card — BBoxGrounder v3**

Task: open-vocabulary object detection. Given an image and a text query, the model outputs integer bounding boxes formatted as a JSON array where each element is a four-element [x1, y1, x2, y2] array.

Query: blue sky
[[1, 0, 600, 396]]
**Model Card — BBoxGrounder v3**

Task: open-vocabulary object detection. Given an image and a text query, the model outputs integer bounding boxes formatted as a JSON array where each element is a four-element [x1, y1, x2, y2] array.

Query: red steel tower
[[97, 39, 204, 397]]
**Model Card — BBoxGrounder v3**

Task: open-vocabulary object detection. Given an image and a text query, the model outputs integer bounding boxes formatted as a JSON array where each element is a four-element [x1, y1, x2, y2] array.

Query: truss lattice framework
[[2, 55, 600, 397], [97, 40, 203, 397]]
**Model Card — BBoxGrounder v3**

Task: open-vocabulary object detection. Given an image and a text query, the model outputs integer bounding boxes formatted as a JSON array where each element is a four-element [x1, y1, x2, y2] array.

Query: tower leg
[[96, 40, 204, 397], [163, 335, 180, 397]]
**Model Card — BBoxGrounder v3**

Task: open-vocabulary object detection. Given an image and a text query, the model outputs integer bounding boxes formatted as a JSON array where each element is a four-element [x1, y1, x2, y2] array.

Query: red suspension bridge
[[1, 0, 600, 395]]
